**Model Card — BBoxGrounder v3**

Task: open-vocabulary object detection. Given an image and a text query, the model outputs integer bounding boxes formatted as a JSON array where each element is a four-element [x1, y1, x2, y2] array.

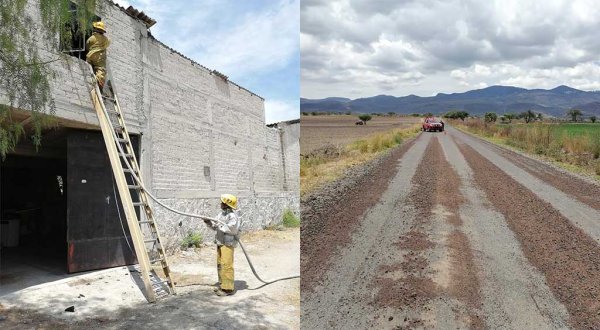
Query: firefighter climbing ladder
[[88, 67, 175, 302]]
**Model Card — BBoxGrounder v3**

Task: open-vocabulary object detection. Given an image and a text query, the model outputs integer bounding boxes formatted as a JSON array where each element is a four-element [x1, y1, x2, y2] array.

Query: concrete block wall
[[8, 0, 299, 250]]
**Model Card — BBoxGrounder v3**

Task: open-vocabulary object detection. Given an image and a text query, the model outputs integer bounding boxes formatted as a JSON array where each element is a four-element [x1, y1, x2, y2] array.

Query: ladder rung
[[150, 257, 164, 264], [132, 202, 145, 207], [102, 95, 116, 102], [116, 138, 129, 144], [138, 220, 154, 224], [128, 185, 141, 189], [123, 168, 137, 173], [120, 153, 134, 158], [144, 238, 157, 243]]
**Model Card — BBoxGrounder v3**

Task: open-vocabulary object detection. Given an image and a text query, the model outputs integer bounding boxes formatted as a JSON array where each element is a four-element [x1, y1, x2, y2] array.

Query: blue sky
[[112, 0, 299, 124]]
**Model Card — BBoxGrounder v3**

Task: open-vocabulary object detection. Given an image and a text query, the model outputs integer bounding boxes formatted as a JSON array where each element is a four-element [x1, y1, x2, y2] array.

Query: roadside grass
[[301, 124, 421, 195], [453, 119, 600, 179]]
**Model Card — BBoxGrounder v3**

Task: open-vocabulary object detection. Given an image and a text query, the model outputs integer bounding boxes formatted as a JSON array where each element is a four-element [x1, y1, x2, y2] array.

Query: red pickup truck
[[422, 117, 444, 132]]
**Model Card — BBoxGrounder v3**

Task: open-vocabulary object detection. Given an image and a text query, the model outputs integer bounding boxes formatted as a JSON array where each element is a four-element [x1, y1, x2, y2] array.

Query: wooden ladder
[[88, 68, 175, 302]]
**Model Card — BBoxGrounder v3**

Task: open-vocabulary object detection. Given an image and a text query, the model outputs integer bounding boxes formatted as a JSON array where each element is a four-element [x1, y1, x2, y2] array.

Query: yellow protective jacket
[[86, 32, 110, 66]]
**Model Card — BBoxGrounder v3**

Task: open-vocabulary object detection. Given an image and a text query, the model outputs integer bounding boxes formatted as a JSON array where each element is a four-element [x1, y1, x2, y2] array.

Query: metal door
[[66, 129, 138, 273]]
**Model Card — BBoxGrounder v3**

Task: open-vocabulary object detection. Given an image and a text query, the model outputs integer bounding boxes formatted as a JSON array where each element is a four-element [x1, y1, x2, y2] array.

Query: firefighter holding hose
[[86, 21, 110, 89], [204, 194, 241, 296]]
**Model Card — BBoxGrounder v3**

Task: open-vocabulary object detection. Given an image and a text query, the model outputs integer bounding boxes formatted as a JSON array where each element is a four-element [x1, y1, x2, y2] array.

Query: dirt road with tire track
[[301, 126, 600, 329]]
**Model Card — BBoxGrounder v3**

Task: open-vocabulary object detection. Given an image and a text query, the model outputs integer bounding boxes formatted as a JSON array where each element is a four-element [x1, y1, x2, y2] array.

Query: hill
[[301, 85, 600, 117]]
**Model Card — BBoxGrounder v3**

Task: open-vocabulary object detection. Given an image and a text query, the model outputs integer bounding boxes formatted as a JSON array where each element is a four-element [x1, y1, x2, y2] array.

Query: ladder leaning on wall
[[87, 65, 175, 302]]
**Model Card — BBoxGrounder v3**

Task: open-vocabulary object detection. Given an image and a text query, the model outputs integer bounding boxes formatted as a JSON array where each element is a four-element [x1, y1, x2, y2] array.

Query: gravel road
[[301, 126, 600, 329]]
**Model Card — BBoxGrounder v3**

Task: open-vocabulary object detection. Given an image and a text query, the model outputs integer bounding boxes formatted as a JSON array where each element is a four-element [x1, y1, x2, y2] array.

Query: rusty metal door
[[66, 129, 138, 273]]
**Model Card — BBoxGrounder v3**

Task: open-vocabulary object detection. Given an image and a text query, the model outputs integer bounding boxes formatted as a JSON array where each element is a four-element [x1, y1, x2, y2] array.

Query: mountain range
[[300, 85, 600, 117]]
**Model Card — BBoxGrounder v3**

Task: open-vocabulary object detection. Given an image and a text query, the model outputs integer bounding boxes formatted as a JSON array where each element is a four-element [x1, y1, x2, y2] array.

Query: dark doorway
[[1, 128, 141, 294], [0, 130, 68, 293]]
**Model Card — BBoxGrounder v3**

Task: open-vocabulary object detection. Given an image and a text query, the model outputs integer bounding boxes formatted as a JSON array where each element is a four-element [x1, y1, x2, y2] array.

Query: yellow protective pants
[[217, 245, 235, 291], [86, 51, 107, 87]]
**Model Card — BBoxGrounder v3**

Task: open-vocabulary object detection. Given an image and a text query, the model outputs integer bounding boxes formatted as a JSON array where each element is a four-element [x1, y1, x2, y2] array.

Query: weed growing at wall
[[181, 231, 203, 250], [282, 209, 300, 228]]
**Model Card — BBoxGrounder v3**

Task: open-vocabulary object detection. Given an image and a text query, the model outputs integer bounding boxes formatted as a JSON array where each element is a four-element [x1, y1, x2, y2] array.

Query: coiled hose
[[93, 75, 299, 286]]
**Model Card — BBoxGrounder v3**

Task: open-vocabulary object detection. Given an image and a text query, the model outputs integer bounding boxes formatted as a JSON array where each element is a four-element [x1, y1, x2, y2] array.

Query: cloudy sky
[[112, 0, 299, 124], [301, 0, 600, 99]]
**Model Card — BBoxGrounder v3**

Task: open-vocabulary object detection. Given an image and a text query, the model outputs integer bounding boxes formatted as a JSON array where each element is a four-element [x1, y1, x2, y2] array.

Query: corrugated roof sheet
[[106, 0, 156, 28], [124, 6, 156, 28]]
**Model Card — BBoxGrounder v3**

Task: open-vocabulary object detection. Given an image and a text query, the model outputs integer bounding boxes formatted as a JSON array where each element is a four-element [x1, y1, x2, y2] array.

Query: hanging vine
[[0, 0, 101, 158]]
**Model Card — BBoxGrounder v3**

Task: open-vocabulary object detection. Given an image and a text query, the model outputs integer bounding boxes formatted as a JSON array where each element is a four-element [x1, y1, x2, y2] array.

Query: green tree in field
[[424, 112, 434, 117], [567, 109, 582, 122], [411, 113, 420, 117], [0, 0, 100, 159], [484, 112, 497, 123], [536, 113, 543, 121], [443, 110, 469, 121], [387, 112, 395, 116], [504, 113, 516, 123], [358, 114, 372, 125], [345, 111, 352, 115], [591, 116, 597, 123], [519, 110, 536, 123]]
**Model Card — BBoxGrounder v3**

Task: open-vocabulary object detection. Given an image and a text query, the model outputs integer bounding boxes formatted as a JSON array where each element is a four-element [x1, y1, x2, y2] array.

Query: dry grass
[[301, 124, 421, 195], [453, 119, 600, 178]]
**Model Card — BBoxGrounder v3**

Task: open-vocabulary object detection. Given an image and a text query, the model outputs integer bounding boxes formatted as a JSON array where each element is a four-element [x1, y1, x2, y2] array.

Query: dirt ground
[[0, 228, 299, 329], [300, 115, 420, 154], [301, 126, 600, 328]]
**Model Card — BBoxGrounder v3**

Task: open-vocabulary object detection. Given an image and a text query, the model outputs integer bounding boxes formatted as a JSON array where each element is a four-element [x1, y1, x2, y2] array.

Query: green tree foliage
[[0, 0, 99, 158], [567, 109, 582, 122], [443, 110, 469, 121], [484, 112, 497, 123], [358, 114, 372, 124], [519, 110, 536, 123], [591, 116, 597, 123], [504, 113, 516, 123]]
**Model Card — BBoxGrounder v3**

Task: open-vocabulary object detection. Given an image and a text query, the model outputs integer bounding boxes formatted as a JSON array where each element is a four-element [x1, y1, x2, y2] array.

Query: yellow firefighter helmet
[[92, 21, 106, 33], [220, 194, 238, 209]]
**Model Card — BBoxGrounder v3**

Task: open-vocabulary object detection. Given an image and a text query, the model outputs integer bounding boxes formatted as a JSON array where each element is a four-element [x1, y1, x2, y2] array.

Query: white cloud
[[171, 0, 299, 77], [265, 99, 299, 124], [302, 0, 600, 98]]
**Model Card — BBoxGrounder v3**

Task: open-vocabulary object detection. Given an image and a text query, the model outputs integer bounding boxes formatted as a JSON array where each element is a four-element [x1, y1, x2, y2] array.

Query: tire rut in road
[[301, 134, 431, 329], [458, 141, 600, 329], [483, 140, 600, 210], [442, 131, 570, 328], [372, 136, 483, 329], [300, 138, 417, 293]]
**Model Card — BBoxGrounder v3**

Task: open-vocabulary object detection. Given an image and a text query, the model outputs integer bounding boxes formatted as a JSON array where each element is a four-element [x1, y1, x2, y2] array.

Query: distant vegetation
[[567, 109, 583, 122], [358, 114, 372, 124], [484, 112, 497, 123], [443, 111, 469, 121], [455, 119, 600, 176]]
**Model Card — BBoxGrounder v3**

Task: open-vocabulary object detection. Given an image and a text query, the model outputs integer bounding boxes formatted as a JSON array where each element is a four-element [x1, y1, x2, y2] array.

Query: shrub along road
[[301, 126, 600, 329]]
